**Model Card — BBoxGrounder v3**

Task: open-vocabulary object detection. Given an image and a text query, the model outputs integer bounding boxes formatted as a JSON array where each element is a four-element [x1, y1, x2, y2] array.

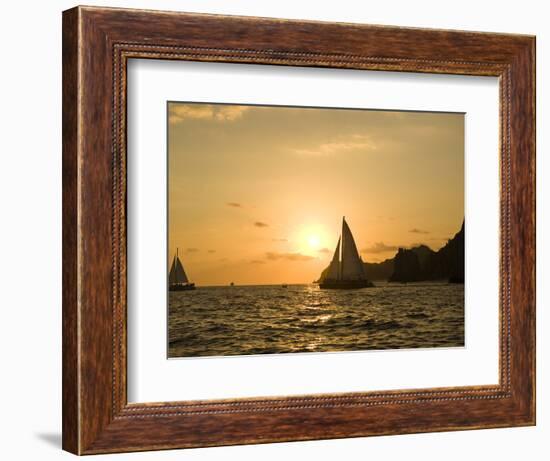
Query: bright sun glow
[[307, 235, 321, 248], [293, 224, 330, 255]]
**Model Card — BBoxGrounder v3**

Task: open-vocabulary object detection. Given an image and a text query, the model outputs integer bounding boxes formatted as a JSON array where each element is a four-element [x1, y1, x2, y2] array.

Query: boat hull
[[169, 283, 196, 291], [319, 279, 374, 289]]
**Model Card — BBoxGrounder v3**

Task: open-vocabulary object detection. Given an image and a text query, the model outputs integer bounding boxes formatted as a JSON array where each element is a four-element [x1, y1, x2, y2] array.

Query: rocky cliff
[[363, 258, 394, 281], [389, 221, 464, 283]]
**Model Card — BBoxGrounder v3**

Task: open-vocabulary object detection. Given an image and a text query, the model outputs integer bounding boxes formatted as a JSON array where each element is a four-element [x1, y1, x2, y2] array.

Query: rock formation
[[389, 221, 464, 283], [362, 258, 394, 281], [389, 246, 426, 282]]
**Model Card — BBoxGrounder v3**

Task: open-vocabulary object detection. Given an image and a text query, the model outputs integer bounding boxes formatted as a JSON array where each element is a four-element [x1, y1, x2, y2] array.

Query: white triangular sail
[[324, 237, 341, 281], [169, 254, 189, 284], [341, 218, 367, 281]]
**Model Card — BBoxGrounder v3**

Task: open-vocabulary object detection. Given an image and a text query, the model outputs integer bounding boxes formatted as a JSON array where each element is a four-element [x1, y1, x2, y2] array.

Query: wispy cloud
[[207, 249, 216, 253], [272, 238, 288, 242], [318, 247, 331, 254], [361, 242, 399, 254], [169, 104, 249, 125], [254, 221, 269, 228], [250, 260, 266, 264], [265, 252, 315, 261], [226, 202, 242, 208], [292, 134, 376, 156], [409, 228, 430, 234], [185, 247, 199, 253]]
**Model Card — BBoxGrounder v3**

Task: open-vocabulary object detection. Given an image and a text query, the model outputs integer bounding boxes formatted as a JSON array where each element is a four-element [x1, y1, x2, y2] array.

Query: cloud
[[318, 247, 331, 253], [250, 260, 266, 264], [265, 252, 315, 261], [361, 242, 399, 254], [169, 104, 249, 125], [254, 221, 269, 228], [208, 249, 216, 253], [272, 238, 288, 242], [185, 248, 199, 253], [292, 134, 376, 156], [226, 202, 242, 208], [409, 228, 430, 234]]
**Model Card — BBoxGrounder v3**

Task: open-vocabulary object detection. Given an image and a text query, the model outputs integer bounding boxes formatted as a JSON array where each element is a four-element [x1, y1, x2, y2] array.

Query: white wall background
[[0, 0, 545, 459]]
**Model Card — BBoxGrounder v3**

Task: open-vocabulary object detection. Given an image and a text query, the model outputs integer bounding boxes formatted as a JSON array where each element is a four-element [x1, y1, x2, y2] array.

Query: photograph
[[167, 102, 465, 358]]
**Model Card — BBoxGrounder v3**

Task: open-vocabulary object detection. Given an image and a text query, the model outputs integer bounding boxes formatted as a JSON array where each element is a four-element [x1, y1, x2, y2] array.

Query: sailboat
[[169, 249, 195, 291], [319, 217, 374, 289]]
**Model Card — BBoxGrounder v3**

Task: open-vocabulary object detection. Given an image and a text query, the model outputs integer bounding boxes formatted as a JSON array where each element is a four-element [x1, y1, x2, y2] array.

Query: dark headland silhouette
[[318, 220, 464, 284], [390, 221, 464, 283]]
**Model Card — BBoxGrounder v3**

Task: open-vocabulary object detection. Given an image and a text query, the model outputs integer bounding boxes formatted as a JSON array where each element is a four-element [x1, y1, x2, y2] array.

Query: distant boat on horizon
[[319, 217, 374, 289], [169, 249, 195, 291]]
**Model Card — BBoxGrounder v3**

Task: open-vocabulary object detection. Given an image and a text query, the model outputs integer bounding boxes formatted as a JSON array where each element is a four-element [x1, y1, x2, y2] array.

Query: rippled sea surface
[[168, 282, 464, 358]]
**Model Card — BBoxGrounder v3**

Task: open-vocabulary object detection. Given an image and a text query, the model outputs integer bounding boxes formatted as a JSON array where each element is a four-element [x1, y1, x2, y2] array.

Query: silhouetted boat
[[319, 217, 374, 289], [169, 249, 195, 291], [281, 284, 288, 288]]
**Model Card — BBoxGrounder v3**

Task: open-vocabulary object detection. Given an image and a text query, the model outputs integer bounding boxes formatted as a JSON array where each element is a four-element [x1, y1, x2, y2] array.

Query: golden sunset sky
[[168, 102, 464, 286]]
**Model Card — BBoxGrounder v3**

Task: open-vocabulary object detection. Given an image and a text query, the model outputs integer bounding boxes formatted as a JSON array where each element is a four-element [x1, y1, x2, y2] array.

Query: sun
[[294, 224, 328, 255], [307, 234, 321, 249]]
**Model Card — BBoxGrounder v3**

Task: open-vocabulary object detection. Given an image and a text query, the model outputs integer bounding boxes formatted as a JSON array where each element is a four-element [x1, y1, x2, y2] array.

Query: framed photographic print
[[62, 6, 535, 455], [165, 101, 465, 360]]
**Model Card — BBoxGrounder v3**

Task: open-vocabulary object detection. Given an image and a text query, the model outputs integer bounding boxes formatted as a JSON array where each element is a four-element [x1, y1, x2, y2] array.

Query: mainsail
[[341, 218, 367, 280], [169, 251, 189, 285], [322, 217, 368, 282]]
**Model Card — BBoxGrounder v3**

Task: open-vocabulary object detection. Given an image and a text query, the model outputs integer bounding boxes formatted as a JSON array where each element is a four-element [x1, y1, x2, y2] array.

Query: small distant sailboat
[[319, 217, 374, 289], [169, 249, 195, 291]]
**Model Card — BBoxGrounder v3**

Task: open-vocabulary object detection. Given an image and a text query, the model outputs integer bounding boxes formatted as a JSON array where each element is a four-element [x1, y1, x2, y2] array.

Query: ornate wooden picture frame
[[62, 6, 535, 455]]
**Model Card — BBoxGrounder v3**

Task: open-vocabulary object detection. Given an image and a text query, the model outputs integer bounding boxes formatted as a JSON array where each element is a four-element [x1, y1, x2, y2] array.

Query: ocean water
[[168, 282, 464, 358]]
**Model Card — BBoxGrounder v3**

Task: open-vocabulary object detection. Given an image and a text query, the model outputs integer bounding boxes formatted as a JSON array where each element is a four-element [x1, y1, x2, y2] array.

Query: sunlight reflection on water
[[168, 282, 464, 358]]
